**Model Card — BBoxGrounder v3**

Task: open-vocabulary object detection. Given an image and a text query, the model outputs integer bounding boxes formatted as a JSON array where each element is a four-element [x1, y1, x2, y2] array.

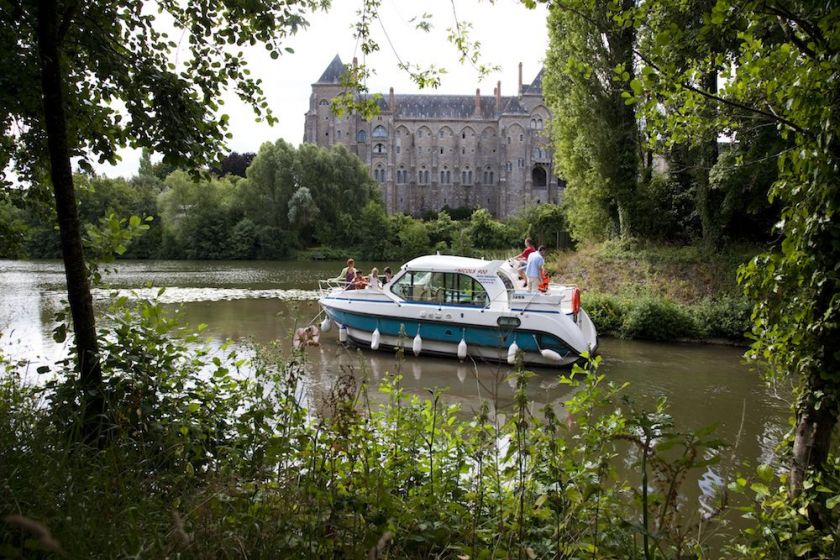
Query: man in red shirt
[[513, 238, 535, 286]]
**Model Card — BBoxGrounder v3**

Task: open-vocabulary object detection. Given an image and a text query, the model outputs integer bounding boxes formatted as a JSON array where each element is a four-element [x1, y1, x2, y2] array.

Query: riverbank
[[549, 241, 759, 342]]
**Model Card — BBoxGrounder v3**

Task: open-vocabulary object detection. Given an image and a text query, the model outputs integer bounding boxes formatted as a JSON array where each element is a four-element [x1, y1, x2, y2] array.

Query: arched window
[[530, 118, 537, 129], [319, 99, 329, 106], [374, 167, 386, 182], [372, 125, 388, 138], [357, 130, 367, 143], [537, 118, 544, 129], [424, 170, 430, 184], [446, 170, 451, 184], [532, 166, 547, 187], [374, 143, 385, 154], [440, 170, 445, 184]]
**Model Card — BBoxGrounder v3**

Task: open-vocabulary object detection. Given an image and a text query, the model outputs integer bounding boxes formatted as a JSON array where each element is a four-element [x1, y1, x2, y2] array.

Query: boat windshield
[[391, 271, 489, 307]]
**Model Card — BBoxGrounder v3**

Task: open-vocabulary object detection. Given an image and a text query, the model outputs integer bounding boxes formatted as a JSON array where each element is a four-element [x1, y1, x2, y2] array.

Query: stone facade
[[303, 55, 562, 218]]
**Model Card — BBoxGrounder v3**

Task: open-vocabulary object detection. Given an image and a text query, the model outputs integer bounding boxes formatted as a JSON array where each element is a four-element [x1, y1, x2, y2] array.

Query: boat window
[[390, 271, 488, 307]]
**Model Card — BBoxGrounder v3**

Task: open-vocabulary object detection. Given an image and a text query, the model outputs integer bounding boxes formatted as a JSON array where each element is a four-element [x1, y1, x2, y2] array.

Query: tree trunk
[[36, 0, 104, 442], [697, 71, 720, 253]]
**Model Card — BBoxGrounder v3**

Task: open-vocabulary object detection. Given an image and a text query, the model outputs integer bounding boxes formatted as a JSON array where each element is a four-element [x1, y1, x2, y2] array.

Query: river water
[[0, 259, 789, 505]]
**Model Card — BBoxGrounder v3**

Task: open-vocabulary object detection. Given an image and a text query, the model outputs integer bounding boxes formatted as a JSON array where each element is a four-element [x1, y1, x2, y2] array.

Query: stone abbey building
[[303, 55, 562, 218]]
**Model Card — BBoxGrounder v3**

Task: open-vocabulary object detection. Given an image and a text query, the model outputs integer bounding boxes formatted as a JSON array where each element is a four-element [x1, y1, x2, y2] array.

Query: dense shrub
[[582, 292, 628, 335], [620, 297, 698, 340], [691, 296, 752, 340]]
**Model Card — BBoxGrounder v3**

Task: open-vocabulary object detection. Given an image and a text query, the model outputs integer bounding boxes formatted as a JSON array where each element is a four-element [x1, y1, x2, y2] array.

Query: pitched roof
[[371, 94, 519, 119], [501, 97, 528, 115], [523, 68, 544, 95], [316, 55, 347, 84]]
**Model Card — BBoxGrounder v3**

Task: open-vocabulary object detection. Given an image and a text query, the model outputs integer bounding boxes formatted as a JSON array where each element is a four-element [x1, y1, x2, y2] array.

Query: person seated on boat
[[293, 325, 320, 349], [336, 258, 356, 287], [367, 267, 381, 289], [526, 245, 547, 292], [383, 267, 393, 284], [513, 238, 535, 285], [349, 270, 367, 290]]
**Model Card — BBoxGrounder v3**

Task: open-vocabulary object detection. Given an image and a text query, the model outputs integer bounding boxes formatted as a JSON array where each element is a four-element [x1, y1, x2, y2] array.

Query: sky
[[95, 0, 550, 178]]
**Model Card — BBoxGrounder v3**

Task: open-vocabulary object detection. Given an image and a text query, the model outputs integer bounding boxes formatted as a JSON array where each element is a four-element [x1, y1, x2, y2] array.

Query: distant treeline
[[1, 137, 776, 262]]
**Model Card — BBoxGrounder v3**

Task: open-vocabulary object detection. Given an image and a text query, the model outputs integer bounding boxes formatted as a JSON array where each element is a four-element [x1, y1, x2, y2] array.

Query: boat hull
[[322, 303, 594, 367]]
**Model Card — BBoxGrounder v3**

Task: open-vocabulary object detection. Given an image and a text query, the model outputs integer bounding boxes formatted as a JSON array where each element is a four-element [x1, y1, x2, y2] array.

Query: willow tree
[[0, 0, 322, 440]]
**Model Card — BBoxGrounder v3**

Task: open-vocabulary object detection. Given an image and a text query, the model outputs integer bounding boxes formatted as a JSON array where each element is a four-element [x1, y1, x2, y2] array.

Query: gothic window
[[372, 125, 388, 138], [489, 171, 494, 184], [537, 118, 544, 129], [396, 146, 401, 154], [397, 167, 407, 183], [519, 133, 524, 141], [425, 170, 430, 184], [530, 118, 537, 129], [319, 99, 329, 106], [507, 136, 511, 144], [374, 143, 385, 154], [532, 166, 547, 187], [357, 130, 367, 143], [374, 167, 386, 182], [462, 132, 466, 139], [446, 170, 451, 183]]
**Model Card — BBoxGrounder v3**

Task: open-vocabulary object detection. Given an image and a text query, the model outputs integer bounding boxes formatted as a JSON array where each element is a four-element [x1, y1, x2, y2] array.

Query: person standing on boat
[[336, 258, 356, 287], [514, 237, 536, 285], [526, 246, 547, 292]]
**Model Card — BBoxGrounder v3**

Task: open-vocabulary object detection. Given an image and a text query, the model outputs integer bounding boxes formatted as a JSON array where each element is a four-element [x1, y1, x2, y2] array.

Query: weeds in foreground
[[0, 297, 837, 558]]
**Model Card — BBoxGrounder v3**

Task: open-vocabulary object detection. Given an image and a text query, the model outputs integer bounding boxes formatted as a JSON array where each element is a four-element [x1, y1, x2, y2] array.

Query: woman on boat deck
[[337, 258, 356, 287], [383, 267, 393, 284]]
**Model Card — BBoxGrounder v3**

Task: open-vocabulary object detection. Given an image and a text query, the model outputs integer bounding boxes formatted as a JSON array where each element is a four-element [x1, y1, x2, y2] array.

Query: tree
[[0, 0, 321, 439], [632, 0, 839, 521], [543, 0, 641, 241]]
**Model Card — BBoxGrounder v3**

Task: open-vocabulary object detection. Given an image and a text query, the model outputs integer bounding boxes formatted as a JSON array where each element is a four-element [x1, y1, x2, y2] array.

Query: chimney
[[496, 80, 502, 112], [474, 88, 481, 116], [518, 62, 523, 93], [389, 87, 395, 113]]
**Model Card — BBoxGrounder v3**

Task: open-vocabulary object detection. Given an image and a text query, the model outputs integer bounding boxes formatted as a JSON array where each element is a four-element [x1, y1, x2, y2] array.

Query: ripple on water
[[90, 287, 321, 304]]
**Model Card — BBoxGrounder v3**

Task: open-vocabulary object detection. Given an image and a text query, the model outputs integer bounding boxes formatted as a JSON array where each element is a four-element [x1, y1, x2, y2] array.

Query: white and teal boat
[[318, 255, 598, 367]]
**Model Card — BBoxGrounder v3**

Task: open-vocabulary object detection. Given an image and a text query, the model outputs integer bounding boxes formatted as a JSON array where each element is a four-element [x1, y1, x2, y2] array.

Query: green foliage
[[583, 291, 750, 341], [544, 0, 641, 242], [621, 297, 698, 341], [0, 195, 29, 258], [1, 317, 737, 559], [727, 459, 840, 558]]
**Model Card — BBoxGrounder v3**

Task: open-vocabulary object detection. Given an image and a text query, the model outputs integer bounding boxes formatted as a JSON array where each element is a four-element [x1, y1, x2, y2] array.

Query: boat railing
[[318, 278, 347, 295]]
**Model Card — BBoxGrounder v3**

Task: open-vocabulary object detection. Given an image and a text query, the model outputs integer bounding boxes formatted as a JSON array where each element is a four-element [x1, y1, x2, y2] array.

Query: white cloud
[[94, 0, 548, 178]]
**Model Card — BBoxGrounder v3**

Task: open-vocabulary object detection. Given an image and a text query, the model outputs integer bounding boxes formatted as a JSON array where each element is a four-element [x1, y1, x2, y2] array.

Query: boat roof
[[403, 254, 503, 273]]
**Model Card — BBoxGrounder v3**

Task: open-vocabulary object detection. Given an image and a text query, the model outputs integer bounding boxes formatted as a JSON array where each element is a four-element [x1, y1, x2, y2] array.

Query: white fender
[[413, 332, 423, 356], [338, 325, 348, 343], [320, 317, 332, 333], [507, 341, 519, 365], [540, 348, 563, 362], [457, 338, 468, 361], [370, 328, 381, 350]]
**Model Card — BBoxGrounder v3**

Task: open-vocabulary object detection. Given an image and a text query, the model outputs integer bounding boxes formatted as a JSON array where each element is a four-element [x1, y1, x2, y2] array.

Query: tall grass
[[1, 298, 837, 558]]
